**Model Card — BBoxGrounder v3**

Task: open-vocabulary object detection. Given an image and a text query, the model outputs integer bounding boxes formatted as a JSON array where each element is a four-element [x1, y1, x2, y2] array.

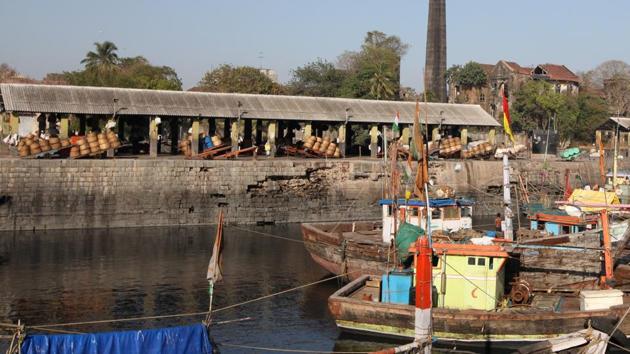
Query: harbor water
[[0, 224, 410, 353]]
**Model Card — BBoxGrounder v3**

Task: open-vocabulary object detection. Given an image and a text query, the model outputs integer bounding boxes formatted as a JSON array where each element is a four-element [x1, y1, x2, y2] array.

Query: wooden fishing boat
[[302, 198, 478, 281], [328, 240, 630, 349], [329, 275, 630, 346]]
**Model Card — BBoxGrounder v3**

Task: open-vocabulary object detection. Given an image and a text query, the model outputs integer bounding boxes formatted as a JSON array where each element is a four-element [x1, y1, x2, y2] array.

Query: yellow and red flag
[[502, 84, 515, 143]]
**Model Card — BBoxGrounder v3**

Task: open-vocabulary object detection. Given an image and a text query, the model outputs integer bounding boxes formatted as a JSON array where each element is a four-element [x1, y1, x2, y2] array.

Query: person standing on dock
[[495, 213, 502, 233]]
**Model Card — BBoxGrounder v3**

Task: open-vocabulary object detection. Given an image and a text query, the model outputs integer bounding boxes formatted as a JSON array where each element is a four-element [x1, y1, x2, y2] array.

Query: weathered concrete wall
[[0, 159, 386, 231], [0, 158, 603, 231]]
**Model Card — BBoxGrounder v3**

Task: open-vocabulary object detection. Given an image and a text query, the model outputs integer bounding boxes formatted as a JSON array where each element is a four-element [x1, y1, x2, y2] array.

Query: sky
[[2, 0, 630, 91]]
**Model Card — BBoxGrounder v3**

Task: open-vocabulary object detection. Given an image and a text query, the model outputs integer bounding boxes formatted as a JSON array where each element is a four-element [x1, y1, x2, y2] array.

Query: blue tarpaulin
[[378, 198, 474, 207], [21, 323, 213, 354]]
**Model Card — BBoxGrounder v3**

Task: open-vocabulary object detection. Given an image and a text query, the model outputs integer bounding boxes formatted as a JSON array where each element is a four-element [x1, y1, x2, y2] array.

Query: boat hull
[[302, 221, 388, 281], [329, 275, 630, 344]]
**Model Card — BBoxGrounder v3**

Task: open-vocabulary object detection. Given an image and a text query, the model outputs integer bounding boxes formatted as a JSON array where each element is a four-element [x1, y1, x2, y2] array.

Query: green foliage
[[445, 62, 487, 88], [350, 125, 370, 146], [287, 59, 346, 97], [511, 80, 608, 144], [81, 41, 119, 71], [50, 42, 182, 90], [332, 31, 407, 100], [197, 64, 284, 94]]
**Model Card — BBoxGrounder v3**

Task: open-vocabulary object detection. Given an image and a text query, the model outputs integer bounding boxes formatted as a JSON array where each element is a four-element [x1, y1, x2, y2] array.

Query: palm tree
[[81, 41, 119, 71], [369, 63, 395, 100]]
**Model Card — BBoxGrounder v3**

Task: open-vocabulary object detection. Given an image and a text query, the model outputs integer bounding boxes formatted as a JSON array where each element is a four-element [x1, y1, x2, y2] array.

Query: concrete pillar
[[9, 113, 19, 135], [254, 120, 262, 146], [488, 128, 496, 146], [149, 117, 158, 158], [267, 121, 278, 157], [191, 118, 200, 155], [460, 128, 468, 146], [170, 118, 179, 155], [59, 116, 69, 139], [338, 123, 347, 157], [243, 119, 252, 147], [370, 125, 379, 158], [231, 120, 240, 152], [401, 126, 411, 146], [304, 121, 312, 141]]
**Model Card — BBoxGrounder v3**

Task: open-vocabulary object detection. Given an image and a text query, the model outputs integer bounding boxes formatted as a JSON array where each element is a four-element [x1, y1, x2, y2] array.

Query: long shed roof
[[0, 84, 499, 126]]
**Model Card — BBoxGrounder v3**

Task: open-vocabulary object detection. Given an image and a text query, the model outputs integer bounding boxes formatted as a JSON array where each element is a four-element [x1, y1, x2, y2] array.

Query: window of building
[[479, 93, 485, 102], [477, 258, 486, 266], [489, 257, 494, 270], [443, 206, 460, 220], [468, 257, 475, 265], [431, 208, 441, 220]]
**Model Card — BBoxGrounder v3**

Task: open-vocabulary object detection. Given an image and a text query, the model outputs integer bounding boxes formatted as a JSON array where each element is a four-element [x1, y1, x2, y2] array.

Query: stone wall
[[0, 158, 603, 231], [0, 159, 386, 231]]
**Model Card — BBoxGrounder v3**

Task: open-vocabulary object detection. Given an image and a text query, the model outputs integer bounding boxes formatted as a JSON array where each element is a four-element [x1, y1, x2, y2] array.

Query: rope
[[218, 343, 369, 353], [603, 305, 630, 349], [227, 225, 305, 244], [27, 272, 356, 329]]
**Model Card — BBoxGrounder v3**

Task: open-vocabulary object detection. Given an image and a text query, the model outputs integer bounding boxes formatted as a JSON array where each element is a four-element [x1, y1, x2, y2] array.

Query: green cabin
[[431, 243, 508, 311]]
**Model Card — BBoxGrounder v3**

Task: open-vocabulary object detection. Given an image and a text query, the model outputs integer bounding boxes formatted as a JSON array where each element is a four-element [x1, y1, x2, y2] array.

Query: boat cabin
[[529, 212, 598, 236], [379, 198, 473, 244], [431, 243, 508, 311]]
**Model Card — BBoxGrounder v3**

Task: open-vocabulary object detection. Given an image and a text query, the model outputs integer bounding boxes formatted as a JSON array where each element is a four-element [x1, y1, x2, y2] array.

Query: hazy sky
[[2, 0, 630, 90]]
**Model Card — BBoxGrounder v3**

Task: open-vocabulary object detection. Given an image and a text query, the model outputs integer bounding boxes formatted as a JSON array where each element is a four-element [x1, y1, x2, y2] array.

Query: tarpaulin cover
[[396, 222, 424, 262], [379, 198, 474, 207], [21, 323, 213, 354], [567, 188, 620, 212]]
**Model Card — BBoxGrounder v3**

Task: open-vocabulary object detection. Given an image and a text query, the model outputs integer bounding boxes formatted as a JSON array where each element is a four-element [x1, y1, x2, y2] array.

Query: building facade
[[448, 60, 580, 120]]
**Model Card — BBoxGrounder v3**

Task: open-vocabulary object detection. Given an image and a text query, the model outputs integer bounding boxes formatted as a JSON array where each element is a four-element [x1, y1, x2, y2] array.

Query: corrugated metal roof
[[610, 117, 630, 130], [0, 83, 500, 126]]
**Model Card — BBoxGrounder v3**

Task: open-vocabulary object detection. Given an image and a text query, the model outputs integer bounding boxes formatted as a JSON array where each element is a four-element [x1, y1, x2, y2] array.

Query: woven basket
[[111, 140, 121, 149], [86, 134, 97, 143], [70, 146, 80, 158], [60, 139, 70, 148], [50, 143, 61, 150], [99, 142, 110, 150]]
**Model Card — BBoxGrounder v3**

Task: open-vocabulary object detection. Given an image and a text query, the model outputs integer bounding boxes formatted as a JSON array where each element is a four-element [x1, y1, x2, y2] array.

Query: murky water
[[0, 224, 407, 353]]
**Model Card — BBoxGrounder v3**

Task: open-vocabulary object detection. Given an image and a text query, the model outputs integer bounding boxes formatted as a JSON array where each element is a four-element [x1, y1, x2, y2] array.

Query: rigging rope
[[24, 272, 357, 330]]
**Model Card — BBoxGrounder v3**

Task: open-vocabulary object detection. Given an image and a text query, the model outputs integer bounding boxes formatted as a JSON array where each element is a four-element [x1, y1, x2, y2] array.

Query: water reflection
[[0, 224, 343, 353]]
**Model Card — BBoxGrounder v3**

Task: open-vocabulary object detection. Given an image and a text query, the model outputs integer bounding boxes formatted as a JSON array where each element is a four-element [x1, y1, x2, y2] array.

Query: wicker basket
[[60, 139, 70, 148], [86, 133, 97, 143], [70, 146, 80, 158]]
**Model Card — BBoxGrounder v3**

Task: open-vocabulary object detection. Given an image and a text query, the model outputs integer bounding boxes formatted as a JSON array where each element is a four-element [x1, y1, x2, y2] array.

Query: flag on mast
[[502, 84, 515, 143], [393, 111, 400, 133], [207, 211, 224, 283]]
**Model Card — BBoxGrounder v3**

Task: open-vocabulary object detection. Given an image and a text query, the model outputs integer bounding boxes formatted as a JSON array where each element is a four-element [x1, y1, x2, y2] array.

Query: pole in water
[[503, 154, 514, 241], [414, 237, 432, 353]]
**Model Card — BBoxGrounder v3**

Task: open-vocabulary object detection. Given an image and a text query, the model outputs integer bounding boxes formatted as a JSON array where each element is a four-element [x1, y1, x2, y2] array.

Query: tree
[[583, 60, 630, 88], [445, 62, 487, 88], [368, 63, 396, 100], [48, 43, 183, 90], [604, 73, 630, 116], [511, 80, 607, 144], [81, 41, 120, 71], [197, 65, 284, 94], [287, 59, 346, 97], [0, 63, 37, 83], [335, 31, 408, 100]]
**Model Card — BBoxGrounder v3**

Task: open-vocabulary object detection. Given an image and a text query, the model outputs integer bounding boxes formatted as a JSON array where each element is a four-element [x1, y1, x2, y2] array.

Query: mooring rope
[[20, 271, 357, 330]]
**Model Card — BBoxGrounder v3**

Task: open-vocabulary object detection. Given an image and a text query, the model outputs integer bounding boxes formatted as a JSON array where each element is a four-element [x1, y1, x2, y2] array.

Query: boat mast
[[503, 154, 514, 241], [414, 237, 432, 353]]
